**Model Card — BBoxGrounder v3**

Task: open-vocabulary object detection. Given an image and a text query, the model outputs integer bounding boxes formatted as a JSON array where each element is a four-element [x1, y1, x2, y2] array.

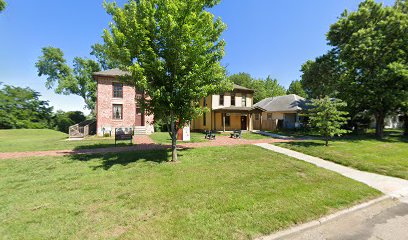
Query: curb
[[256, 195, 390, 240]]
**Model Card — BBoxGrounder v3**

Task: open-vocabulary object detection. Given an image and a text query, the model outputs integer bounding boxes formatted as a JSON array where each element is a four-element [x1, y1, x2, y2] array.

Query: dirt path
[[0, 135, 290, 160]]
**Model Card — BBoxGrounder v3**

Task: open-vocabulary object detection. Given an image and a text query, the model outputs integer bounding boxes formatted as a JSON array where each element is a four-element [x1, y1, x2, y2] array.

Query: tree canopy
[[0, 84, 53, 129], [300, 50, 340, 99], [327, 0, 408, 138], [228, 73, 286, 103], [0, 0, 6, 12], [102, 0, 230, 161], [36, 47, 101, 112], [287, 80, 307, 98]]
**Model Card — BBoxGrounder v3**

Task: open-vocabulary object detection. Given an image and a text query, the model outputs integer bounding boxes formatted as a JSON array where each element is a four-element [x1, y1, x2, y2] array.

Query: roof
[[253, 94, 307, 112], [93, 68, 130, 77], [233, 84, 254, 92], [213, 106, 253, 112]]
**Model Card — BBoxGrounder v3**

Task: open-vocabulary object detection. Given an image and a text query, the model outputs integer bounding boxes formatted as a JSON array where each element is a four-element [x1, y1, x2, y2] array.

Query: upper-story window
[[242, 94, 247, 107], [113, 83, 123, 98], [231, 94, 235, 106], [219, 95, 224, 106]]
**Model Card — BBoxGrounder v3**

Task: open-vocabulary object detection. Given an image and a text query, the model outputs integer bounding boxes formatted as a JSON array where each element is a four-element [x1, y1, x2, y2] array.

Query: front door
[[241, 116, 247, 130], [135, 108, 145, 126]]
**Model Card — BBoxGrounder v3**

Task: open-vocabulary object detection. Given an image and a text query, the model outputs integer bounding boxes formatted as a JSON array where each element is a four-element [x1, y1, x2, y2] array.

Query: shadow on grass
[[68, 146, 191, 170], [72, 142, 132, 150]]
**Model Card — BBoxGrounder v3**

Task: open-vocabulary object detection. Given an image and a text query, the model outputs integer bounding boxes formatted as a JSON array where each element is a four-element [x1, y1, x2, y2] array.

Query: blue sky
[[0, 0, 394, 114]]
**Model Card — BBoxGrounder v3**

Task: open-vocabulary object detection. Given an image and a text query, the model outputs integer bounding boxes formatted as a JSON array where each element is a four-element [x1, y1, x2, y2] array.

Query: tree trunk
[[325, 133, 329, 146], [403, 113, 408, 137], [170, 114, 178, 162], [375, 113, 385, 138]]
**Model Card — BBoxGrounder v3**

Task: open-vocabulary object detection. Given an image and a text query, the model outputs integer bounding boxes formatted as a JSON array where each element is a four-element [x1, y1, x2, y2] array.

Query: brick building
[[93, 68, 154, 136]]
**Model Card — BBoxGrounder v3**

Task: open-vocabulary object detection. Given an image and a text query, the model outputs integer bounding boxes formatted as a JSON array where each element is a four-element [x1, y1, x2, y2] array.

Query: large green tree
[[306, 97, 349, 146], [36, 47, 101, 112], [327, 0, 408, 138], [287, 80, 307, 98], [102, 0, 230, 161], [0, 84, 53, 129], [300, 50, 340, 99]]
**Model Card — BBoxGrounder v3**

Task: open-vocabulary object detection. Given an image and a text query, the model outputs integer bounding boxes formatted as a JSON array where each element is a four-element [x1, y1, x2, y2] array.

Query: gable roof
[[253, 94, 307, 112], [93, 68, 130, 77], [232, 84, 254, 93]]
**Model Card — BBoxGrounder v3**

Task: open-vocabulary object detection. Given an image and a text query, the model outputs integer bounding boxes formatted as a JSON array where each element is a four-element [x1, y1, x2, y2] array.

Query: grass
[[149, 131, 208, 144], [0, 145, 380, 239], [276, 132, 408, 180], [0, 129, 131, 152]]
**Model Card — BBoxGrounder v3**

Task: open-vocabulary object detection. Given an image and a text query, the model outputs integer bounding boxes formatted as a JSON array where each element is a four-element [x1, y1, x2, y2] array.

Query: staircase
[[134, 126, 147, 135], [69, 119, 96, 138]]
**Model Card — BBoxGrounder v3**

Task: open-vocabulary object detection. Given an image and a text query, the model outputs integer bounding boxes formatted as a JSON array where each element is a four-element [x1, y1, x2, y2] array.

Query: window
[[219, 95, 224, 106], [242, 94, 247, 107], [267, 113, 272, 120], [255, 114, 260, 120], [113, 104, 123, 120], [113, 83, 123, 98], [203, 112, 206, 126], [231, 94, 235, 106], [136, 107, 141, 115]]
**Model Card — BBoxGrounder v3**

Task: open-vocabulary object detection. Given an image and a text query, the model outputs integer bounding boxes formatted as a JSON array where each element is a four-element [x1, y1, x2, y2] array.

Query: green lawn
[[0, 129, 131, 152], [149, 131, 208, 144], [276, 133, 408, 180], [0, 145, 380, 239]]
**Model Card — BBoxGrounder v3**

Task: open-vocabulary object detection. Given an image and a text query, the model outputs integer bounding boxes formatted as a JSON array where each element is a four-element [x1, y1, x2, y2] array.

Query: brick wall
[[96, 77, 154, 135]]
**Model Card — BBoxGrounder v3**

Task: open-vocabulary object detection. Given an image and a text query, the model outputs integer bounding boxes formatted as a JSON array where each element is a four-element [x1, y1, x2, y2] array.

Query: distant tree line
[[0, 84, 86, 133], [227, 73, 306, 103]]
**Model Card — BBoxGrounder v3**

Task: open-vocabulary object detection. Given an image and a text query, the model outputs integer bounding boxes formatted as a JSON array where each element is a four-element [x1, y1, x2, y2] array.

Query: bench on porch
[[230, 130, 242, 139], [204, 130, 216, 140], [115, 127, 134, 145]]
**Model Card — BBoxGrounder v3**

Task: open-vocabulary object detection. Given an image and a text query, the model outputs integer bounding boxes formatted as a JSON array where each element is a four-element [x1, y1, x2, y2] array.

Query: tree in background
[[326, 0, 408, 138], [0, 84, 53, 129], [0, 0, 6, 12], [102, 0, 230, 162], [300, 50, 340, 99], [36, 47, 101, 112], [52, 111, 86, 133], [228, 73, 286, 103], [306, 97, 349, 146], [287, 80, 307, 98]]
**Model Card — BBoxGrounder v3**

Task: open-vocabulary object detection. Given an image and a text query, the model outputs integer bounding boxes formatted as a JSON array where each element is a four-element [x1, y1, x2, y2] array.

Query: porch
[[212, 107, 257, 132]]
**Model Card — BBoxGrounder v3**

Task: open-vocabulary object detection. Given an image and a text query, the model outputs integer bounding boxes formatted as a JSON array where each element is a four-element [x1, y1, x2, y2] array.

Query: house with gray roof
[[252, 94, 306, 131]]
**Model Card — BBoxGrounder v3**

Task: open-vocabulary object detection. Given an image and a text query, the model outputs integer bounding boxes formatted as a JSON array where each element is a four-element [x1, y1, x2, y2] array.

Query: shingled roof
[[253, 94, 307, 112], [93, 68, 130, 77]]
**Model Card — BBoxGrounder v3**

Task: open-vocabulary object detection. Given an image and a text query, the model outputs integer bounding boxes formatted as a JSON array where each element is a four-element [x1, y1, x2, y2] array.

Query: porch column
[[214, 112, 216, 131], [223, 113, 226, 132], [248, 113, 252, 131], [295, 112, 300, 128]]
